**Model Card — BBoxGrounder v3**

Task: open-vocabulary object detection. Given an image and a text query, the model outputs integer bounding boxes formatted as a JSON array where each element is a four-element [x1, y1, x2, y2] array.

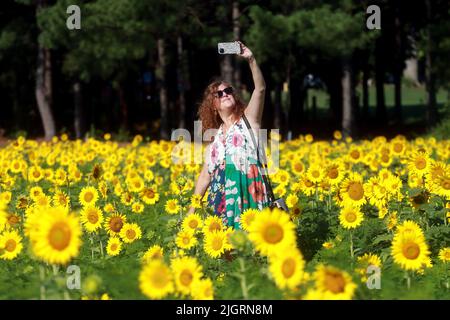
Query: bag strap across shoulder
[[242, 114, 276, 203]]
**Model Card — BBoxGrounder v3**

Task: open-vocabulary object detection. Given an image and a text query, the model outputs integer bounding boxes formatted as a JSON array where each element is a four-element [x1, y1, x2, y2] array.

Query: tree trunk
[[342, 58, 354, 138], [232, 1, 241, 94], [177, 36, 187, 129], [425, 0, 437, 127], [73, 81, 85, 139], [157, 38, 170, 139], [375, 37, 387, 124]]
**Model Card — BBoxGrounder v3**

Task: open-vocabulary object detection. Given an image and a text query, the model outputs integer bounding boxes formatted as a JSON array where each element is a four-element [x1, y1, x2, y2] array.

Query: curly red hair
[[197, 80, 246, 134]]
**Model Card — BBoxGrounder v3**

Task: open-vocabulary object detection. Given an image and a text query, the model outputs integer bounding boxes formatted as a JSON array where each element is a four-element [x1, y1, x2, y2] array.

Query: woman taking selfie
[[187, 41, 269, 229]]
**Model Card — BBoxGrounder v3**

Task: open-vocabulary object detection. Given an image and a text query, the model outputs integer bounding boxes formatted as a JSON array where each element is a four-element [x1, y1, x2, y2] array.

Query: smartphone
[[218, 41, 241, 55]]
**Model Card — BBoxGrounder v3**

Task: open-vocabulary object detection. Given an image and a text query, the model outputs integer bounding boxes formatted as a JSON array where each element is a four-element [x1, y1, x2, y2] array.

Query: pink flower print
[[248, 181, 265, 203], [232, 132, 243, 147], [211, 144, 218, 163], [247, 164, 259, 179]]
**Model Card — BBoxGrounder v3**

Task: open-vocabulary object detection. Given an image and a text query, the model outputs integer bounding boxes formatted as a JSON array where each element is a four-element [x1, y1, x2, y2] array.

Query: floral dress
[[207, 116, 269, 229]]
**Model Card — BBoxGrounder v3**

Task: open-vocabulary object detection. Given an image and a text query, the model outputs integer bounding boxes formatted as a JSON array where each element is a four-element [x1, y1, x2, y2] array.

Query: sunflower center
[[305, 180, 314, 188], [403, 242, 420, 260], [87, 211, 99, 224], [324, 271, 346, 294], [109, 217, 124, 232], [345, 212, 357, 223], [5, 239, 17, 252], [188, 220, 198, 229], [393, 143, 403, 153], [209, 222, 221, 233], [263, 224, 284, 244], [182, 236, 190, 245], [8, 215, 19, 225], [33, 171, 40, 178], [281, 258, 296, 278], [294, 163, 303, 172], [84, 192, 94, 202], [348, 182, 364, 201], [381, 154, 389, 163], [48, 222, 72, 251], [415, 157, 426, 170], [312, 171, 320, 178], [126, 229, 136, 239], [441, 178, 450, 190], [211, 237, 223, 251], [180, 270, 193, 286], [350, 150, 360, 159], [110, 243, 118, 251], [328, 169, 338, 179]]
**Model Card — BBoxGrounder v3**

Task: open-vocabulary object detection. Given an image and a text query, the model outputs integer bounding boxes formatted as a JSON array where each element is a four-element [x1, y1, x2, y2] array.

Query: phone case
[[218, 42, 241, 54]]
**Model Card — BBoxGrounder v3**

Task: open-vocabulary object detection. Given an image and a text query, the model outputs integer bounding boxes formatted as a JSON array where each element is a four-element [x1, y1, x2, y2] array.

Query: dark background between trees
[[0, 0, 449, 141]]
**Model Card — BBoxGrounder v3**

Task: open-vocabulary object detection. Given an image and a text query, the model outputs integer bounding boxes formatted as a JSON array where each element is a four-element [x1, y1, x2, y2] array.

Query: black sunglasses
[[216, 86, 234, 98]]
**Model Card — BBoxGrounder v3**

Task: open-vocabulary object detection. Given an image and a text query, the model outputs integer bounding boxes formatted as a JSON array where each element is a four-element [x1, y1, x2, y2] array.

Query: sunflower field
[[0, 132, 449, 300]]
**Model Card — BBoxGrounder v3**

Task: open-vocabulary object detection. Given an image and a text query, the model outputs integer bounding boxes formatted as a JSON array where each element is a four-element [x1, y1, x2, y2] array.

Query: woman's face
[[214, 83, 236, 112]]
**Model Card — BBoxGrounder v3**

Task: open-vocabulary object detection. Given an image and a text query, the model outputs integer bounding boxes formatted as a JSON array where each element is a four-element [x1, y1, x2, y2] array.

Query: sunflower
[[247, 207, 296, 256], [79, 186, 99, 207], [175, 229, 197, 250], [395, 220, 424, 238], [181, 213, 203, 233], [299, 174, 316, 196], [104, 213, 127, 236], [348, 146, 363, 163], [190, 194, 203, 209], [202, 216, 224, 234], [438, 247, 450, 262], [139, 259, 174, 299], [52, 190, 70, 208], [164, 199, 181, 215], [106, 237, 122, 256], [191, 278, 214, 300], [435, 174, 450, 199], [203, 230, 232, 258], [80, 206, 104, 233], [339, 206, 364, 229], [286, 194, 299, 209], [142, 245, 164, 263], [312, 264, 357, 300], [306, 164, 324, 183], [30, 206, 81, 265], [290, 160, 305, 176], [407, 150, 430, 178], [131, 201, 144, 214], [141, 187, 160, 205], [29, 186, 44, 201], [0, 229, 23, 260], [268, 247, 306, 290], [325, 162, 345, 185], [340, 172, 366, 207], [171, 256, 203, 296], [391, 232, 430, 271], [355, 253, 382, 282], [119, 223, 142, 243], [240, 208, 259, 231]]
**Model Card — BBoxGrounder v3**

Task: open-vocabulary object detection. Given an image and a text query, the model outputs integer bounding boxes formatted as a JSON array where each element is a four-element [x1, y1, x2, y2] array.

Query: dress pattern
[[207, 116, 269, 229]]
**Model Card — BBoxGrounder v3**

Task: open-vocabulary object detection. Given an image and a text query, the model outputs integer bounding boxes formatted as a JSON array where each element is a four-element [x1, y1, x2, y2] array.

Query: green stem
[[350, 231, 354, 259], [238, 258, 249, 300], [39, 265, 46, 300]]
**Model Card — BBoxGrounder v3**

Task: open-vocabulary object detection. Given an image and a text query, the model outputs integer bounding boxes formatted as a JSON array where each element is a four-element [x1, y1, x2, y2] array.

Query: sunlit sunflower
[[29, 186, 44, 202], [106, 237, 122, 256], [79, 186, 99, 207], [131, 201, 144, 214], [355, 253, 382, 282], [119, 223, 142, 243], [438, 247, 450, 262], [313, 264, 357, 300], [190, 194, 203, 209], [30, 206, 81, 265], [139, 259, 174, 299], [52, 190, 70, 208], [268, 247, 306, 290], [181, 213, 203, 233], [142, 245, 164, 263], [340, 172, 366, 207], [191, 278, 214, 300], [306, 164, 325, 183], [202, 216, 224, 234], [80, 206, 104, 233], [171, 256, 203, 296], [325, 162, 345, 185], [247, 207, 296, 256], [395, 220, 425, 238], [240, 208, 259, 231], [175, 229, 197, 250], [407, 150, 430, 178], [104, 213, 127, 236], [339, 206, 364, 229], [0, 229, 23, 260], [203, 230, 232, 258], [141, 187, 160, 205], [164, 199, 181, 215], [391, 232, 430, 271]]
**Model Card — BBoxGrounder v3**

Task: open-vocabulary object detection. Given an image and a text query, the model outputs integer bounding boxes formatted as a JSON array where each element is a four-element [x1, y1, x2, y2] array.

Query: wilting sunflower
[[340, 172, 366, 208], [0, 229, 23, 260], [119, 223, 142, 243], [106, 237, 122, 256], [104, 213, 127, 236], [202, 216, 224, 234], [438, 247, 450, 262], [203, 230, 232, 258], [30, 206, 81, 265], [139, 259, 174, 299], [171, 256, 203, 296], [181, 213, 203, 233], [80, 206, 104, 233], [79, 186, 99, 207], [391, 231, 430, 271], [339, 206, 364, 229], [247, 207, 296, 256], [175, 229, 197, 250], [142, 245, 164, 263], [268, 247, 306, 290], [240, 208, 259, 231], [312, 264, 357, 300], [191, 278, 214, 300]]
